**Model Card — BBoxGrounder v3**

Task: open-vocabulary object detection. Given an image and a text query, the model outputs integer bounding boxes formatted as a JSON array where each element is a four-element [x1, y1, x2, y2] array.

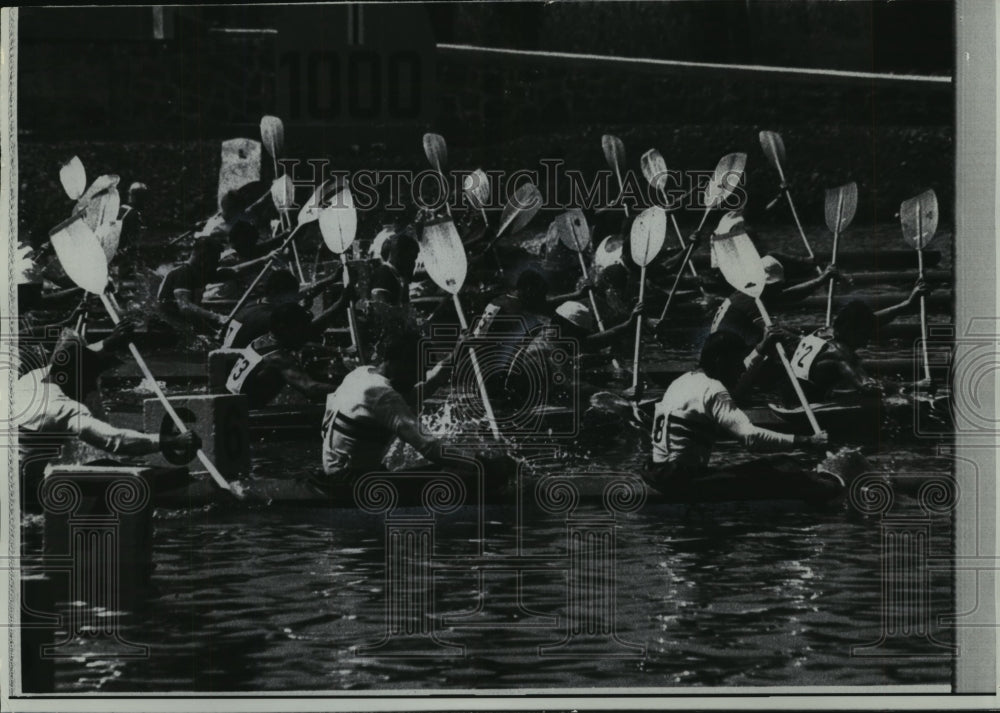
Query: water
[[21, 436, 954, 692], [19, 223, 955, 691]]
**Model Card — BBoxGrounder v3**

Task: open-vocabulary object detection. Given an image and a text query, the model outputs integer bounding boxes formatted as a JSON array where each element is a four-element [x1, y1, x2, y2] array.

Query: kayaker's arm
[[374, 390, 444, 463], [810, 353, 880, 396], [778, 265, 837, 301], [547, 285, 591, 307], [310, 283, 353, 332], [873, 279, 928, 327], [174, 288, 226, 326], [278, 358, 337, 401], [586, 301, 643, 347], [730, 327, 789, 402], [711, 390, 827, 452]]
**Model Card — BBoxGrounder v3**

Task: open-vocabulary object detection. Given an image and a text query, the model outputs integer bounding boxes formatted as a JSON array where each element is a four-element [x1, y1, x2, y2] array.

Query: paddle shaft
[[452, 295, 502, 440], [575, 252, 622, 371], [767, 153, 822, 276], [98, 293, 233, 492], [754, 298, 822, 435], [825, 192, 845, 327], [916, 207, 932, 383], [342, 254, 366, 365], [630, 266, 646, 393], [657, 239, 698, 322], [613, 167, 630, 218], [222, 224, 304, 326]]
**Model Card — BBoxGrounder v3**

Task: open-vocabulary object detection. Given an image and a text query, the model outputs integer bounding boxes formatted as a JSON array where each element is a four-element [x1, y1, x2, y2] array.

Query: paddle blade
[[601, 134, 626, 174], [260, 115, 285, 161], [498, 182, 542, 237], [218, 138, 262, 209], [593, 235, 625, 273], [59, 156, 86, 200], [298, 176, 344, 225], [712, 219, 766, 299], [75, 175, 121, 232], [270, 175, 295, 214], [318, 185, 358, 255], [900, 189, 939, 249], [418, 218, 467, 294], [824, 182, 859, 235], [48, 212, 108, 294], [640, 149, 669, 195], [758, 131, 786, 171], [95, 220, 122, 263], [704, 152, 748, 209], [463, 168, 490, 210], [422, 133, 447, 172], [629, 206, 667, 267], [553, 208, 591, 252]]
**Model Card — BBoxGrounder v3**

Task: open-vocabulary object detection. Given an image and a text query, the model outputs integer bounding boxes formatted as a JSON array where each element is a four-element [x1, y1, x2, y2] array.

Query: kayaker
[[319, 329, 478, 491], [643, 330, 834, 502], [369, 229, 419, 306], [707, 213, 836, 346], [156, 238, 278, 331], [225, 302, 340, 409], [221, 268, 350, 349], [15, 333, 201, 501], [787, 280, 931, 402], [502, 299, 644, 406], [473, 269, 590, 400]]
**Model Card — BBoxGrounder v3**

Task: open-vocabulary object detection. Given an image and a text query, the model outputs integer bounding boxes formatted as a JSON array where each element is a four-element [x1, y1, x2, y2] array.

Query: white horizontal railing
[[436, 43, 953, 88]]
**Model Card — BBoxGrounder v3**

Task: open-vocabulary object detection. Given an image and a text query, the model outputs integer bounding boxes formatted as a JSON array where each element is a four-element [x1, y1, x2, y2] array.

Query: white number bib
[[790, 335, 827, 381], [225, 347, 263, 394], [222, 319, 242, 348]]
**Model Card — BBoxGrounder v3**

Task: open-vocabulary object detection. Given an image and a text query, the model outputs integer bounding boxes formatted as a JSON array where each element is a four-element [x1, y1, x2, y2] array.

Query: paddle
[[220, 178, 343, 332], [899, 189, 938, 385], [601, 134, 629, 217], [640, 149, 705, 291], [418, 217, 501, 440], [713, 225, 823, 435], [481, 181, 544, 258], [48, 212, 239, 495], [270, 175, 305, 282], [553, 209, 621, 371], [655, 152, 747, 324], [301, 177, 347, 280], [628, 206, 667, 397], [463, 168, 490, 226], [823, 182, 858, 326], [421, 132, 453, 215], [759, 131, 821, 275], [318, 183, 365, 364], [260, 115, 292, 235], [59, 156, 86, 201]]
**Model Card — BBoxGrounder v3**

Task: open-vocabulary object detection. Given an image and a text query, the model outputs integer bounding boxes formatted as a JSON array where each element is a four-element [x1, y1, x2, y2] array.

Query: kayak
[[149, 448, 872, 510], [757, 392, 952, 440]]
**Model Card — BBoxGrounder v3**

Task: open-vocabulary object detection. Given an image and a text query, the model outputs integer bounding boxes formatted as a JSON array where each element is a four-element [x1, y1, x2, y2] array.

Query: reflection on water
[[22, 437, 953, 692]]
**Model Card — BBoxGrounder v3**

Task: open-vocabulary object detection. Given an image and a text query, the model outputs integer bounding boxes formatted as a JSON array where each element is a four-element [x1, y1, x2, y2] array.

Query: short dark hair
[[228, 220, 258, 255], [269, 303, 312, 349], [388, 232, 419, 261], [264, 269, 299, 298], [834, 300, 876, 342], [699, 331, 747, 380]]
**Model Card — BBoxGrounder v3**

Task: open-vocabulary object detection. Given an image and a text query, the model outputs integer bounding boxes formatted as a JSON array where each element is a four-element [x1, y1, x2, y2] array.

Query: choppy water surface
[[23, 438, 954, 692], [21, 225, 955, 691]]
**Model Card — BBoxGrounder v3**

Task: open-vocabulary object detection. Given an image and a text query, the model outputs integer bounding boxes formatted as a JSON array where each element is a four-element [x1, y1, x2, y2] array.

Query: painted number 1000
[[278, 50, 423, 121]]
